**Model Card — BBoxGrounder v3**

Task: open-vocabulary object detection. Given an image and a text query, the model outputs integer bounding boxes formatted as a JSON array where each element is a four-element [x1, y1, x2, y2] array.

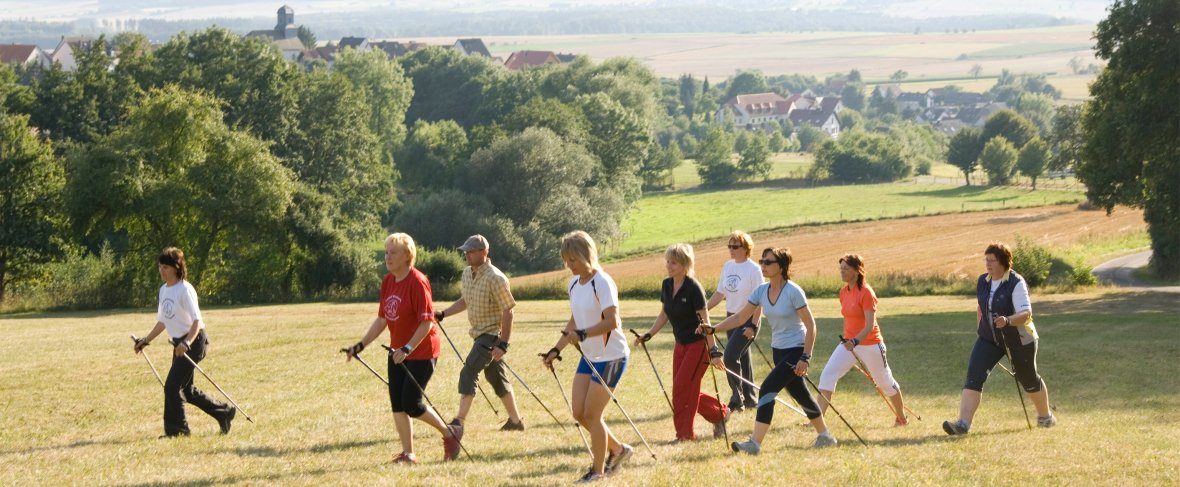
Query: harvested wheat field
[[513, 204, 1145, 287]]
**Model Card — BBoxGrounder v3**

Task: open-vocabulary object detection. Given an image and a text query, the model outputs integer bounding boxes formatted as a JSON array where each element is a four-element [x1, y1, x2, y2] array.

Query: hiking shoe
[[942, 419, 970, 436], [727, 401, 745, 413], [604, 443, 633, 474], [731, 439, 760, 455], [1037, 414, 1057, 428], [500, 419, 525, 431], [743, 398, 758, 410], [391, 452, 418, 464], [574, 469, 604, 483], [218, 406, 236, 435], [713, 415, 728, 439], [894, 417, 909, 427], [448, 418, 465, 443], [813, 433, 837, 448], [442, 433, 461, 461]]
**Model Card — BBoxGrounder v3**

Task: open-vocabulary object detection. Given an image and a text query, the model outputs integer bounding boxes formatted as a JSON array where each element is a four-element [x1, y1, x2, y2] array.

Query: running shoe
[[942, 419, 970, 436], [442, 433, 461, 461], [500, 419, 525, 431], [813, 433, 837, 448], [894, 417, 909, 427], [218, 406, 236, 435], [391, 452, 418, 464], [731, 439, 761, 455], [448, 418, 465, 443], [604, 443, 633, 474], [574, 469, 604, 483], [1037, 414, 1057, 428]]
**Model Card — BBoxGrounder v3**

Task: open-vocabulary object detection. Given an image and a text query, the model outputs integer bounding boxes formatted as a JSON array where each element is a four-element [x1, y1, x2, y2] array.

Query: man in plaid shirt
[[435, 235, 525, 433]]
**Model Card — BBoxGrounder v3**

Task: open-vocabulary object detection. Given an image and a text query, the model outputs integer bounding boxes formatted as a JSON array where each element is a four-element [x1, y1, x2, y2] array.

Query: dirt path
[[513, 204, 1145, 287]]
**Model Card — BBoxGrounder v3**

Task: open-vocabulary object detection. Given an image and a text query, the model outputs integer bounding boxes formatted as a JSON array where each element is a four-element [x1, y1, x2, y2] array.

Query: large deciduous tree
[[1079, 0, 1179, 278], [947, 128, 983, 185], [0, 112, 63, 303], [1017, 137, 1050, 189], [980, 136, 1018, 185]]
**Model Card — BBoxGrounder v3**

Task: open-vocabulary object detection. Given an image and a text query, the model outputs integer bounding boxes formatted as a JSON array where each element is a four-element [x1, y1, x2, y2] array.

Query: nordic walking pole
[[434, 317, 501, 417], [751, 340, 774, 370], [340, 348, 389, 385], [991, 314, 1033, 430], [382, 345, 473, 460], [500, 357, 567, 430], [709, 363, 730, 449], [130, 335, 164, 388], [719, 365, 807, 417], [793, 368, 866, 446], [628, 329, 675, 416], [840, 335, 920, 421], [180, 353, 254, 424], [540, 352, 593, 461], [568, 338, 657, 461]]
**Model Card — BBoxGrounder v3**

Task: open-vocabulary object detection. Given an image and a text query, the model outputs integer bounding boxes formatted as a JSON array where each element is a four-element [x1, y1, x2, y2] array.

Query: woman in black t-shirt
[[634, 243, 728, 442]]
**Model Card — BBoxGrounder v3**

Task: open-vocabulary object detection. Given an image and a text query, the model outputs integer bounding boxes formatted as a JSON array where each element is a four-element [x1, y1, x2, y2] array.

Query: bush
[[1012, 236, 1053, 287], [416, 247, 466, 287]]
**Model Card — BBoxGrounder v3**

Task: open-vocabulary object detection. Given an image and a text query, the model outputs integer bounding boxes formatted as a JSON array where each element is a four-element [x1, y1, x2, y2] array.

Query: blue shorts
[[576, 357, 628, 388]]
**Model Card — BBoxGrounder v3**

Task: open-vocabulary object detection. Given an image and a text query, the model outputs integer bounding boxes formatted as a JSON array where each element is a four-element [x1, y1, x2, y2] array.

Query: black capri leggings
[[755, 347, 823, 423], [389, 357, 436, 417], [963, 336, 1043, 393]]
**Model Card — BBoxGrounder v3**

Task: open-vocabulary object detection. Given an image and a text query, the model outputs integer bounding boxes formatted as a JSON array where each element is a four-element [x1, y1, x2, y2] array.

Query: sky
[[0, 0, 1115, 22]]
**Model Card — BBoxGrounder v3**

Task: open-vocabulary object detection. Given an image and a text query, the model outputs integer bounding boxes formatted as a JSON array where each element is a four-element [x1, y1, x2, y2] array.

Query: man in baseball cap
[[436, 235, 525, 436]]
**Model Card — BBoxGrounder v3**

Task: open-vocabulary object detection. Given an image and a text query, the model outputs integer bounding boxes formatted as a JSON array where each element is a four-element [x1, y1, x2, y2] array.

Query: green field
[[2, 291, 1176, 485], [619, 182, 1084, 256], [667, 153, 813, 190]]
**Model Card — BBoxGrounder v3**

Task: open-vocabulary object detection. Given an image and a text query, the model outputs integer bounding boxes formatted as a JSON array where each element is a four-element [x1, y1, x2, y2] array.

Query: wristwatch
[[496, 341, 509, 352], [800, 353, 811, 363], [399, 345, 412, 355]]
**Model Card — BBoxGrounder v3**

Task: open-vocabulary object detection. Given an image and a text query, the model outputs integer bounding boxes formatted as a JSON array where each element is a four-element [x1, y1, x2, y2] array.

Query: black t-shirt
[[661, 276, 708, 345]]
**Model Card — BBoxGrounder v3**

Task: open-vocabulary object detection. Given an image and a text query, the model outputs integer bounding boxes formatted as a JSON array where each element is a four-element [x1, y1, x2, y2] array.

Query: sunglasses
[[759, 259, 778, 266], [727, 244, 743, 250]]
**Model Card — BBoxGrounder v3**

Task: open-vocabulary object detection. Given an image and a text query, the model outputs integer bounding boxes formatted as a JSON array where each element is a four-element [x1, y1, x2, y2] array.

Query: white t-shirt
[[568, 271, 629, 362], [716, 259, 764, 314], [989, 279, 1032, 314], [157, 280, 204, 339]]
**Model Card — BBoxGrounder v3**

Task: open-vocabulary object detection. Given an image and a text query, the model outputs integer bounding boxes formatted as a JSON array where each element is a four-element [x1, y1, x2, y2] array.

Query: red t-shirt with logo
[[839, 283, 882, 345], [378, 268, 440, 360]]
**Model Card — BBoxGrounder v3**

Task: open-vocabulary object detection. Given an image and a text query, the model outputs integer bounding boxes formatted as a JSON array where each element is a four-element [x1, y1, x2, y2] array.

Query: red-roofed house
[[504, 50, 559, 70], [0, 44, 50, 68]]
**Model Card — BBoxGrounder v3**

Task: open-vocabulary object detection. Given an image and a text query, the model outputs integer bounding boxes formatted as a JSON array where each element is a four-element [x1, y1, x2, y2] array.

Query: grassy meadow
[[617, 183, 1084, 256], [1, 291, 1176, 485]]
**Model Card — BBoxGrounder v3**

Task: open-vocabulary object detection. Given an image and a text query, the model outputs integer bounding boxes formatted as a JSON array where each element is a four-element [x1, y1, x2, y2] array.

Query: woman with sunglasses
[[705, 247, 835, 453], [705, 231, 763, 413]]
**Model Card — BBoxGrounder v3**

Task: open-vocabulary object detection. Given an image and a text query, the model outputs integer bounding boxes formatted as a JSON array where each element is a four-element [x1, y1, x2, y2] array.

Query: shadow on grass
[[896, 186, 994, 199], [0, 437, 140, 456]]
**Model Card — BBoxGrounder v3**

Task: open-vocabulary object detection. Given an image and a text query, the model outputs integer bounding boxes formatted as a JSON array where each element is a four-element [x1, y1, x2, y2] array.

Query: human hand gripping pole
[[628, 329, 674, 416], [130, 335, 164, 388], [381, 344, 473, 460], [566, 333, 657, 461], [538, 351, 594, 461]]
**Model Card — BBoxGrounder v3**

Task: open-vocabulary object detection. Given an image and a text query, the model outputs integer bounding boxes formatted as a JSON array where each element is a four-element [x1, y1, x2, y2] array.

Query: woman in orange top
[[816, 254, 910, 426]]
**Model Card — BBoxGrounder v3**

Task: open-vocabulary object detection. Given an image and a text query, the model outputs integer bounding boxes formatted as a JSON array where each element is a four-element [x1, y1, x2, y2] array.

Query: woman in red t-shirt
[[816, 254, 911, 426], [343, 233, 458, 464]]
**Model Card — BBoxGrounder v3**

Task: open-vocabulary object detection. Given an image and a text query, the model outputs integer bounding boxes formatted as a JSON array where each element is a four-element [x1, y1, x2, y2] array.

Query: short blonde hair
[[729, 230, 754, 257], [560, 231, 599, 270], [385, 232, 417, 267], [665, 243, 695, 277]]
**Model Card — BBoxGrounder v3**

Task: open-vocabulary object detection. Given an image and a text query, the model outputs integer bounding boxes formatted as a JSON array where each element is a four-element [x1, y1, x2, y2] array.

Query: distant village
[[0, 4, 1008, 140]]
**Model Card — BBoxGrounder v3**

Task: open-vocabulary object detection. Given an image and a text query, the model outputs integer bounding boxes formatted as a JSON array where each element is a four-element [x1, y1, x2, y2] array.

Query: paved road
[[1092, 250, 1180, 293]]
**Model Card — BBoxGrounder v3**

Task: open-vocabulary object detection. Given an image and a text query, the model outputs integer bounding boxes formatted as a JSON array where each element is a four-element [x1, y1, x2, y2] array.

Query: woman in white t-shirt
[[542, 231, 633, 483], [705, 231, 763, 412], [133, 247, 235, 438]]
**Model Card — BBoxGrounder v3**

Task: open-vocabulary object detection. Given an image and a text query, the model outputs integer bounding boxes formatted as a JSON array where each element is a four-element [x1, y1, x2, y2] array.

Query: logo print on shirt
[[724, 274, 742, 292], [162, 298, 176, 320], [383, 294, 402, 321]]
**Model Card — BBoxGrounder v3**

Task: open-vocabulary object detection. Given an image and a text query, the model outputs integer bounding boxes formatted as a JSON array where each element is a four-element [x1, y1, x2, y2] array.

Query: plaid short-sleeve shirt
[[462, 261, 516, 338]]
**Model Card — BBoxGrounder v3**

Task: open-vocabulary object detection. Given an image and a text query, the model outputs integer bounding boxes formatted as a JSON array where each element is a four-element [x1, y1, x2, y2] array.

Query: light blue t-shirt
[[748, 281, 809, 349]]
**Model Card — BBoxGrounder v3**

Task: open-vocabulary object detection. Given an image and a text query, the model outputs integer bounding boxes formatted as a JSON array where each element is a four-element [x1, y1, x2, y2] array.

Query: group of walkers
[[132, 230, 1058, 484]]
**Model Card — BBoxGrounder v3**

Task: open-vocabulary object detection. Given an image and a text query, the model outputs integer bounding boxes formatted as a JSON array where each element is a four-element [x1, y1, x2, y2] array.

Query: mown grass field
[[2, 291, 1176, 485], [617, 183, 1085, 256]]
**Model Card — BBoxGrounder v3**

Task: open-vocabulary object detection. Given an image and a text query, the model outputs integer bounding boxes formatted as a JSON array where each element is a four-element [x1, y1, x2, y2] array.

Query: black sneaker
[[727, 401, 745, 413], [743, 398, 758, 410], [942, 419, 970, 436], [574, 469, 603, 483], [500, 419, 525, 431], [218, 406, 236, 435]]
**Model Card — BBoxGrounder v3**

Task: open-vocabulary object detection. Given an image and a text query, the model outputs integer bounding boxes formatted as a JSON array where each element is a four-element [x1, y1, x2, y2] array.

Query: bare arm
[[706, 291, 724, 311], [713, 301, 759, 333], [390, 320, 434, 364], [134, 322, 167, 353], [175, 320, 202, 357], [439, 297, 467, 319]]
